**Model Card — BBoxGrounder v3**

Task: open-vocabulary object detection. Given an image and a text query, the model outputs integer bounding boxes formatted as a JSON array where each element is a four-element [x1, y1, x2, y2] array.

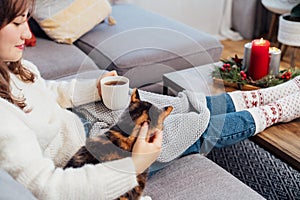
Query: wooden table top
[[163, 63, 300, 170]]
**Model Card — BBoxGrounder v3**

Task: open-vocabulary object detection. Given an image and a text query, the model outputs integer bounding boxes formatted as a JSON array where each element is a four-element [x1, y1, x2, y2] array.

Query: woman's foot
[[228, 75, 300, 111], [247, 92, 300, 134]]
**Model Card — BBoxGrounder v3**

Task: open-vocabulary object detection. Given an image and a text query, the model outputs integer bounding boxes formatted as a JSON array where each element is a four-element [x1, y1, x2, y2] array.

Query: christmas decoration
[[212, 55, 300, 89]]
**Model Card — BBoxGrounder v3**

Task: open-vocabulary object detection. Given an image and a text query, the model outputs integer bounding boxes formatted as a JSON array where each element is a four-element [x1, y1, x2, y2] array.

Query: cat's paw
[[140, 196, 152, 200]]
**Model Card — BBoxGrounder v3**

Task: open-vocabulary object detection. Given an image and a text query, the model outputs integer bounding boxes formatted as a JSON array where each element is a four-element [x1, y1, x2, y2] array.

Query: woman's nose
[[21, 22, 32, 40]]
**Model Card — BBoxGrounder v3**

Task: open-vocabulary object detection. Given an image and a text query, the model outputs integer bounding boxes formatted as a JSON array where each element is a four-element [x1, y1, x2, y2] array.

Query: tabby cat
[[64, 88, 173, 200]]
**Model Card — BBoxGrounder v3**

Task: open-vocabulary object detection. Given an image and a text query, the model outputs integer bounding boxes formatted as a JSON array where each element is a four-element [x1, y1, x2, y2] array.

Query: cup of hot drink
[[100, 76, 130, 110]]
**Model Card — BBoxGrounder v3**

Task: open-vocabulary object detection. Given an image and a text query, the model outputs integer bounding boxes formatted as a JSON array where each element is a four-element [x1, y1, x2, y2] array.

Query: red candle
[[248, 38, 270, 80]]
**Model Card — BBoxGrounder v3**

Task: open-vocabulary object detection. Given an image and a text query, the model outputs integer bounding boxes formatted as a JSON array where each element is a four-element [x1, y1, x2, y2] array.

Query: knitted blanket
[[73, 90, 210, 162]]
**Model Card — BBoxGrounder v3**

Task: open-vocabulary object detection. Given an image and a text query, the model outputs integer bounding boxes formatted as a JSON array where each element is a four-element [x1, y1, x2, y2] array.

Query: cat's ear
[[160, 106, 173, 120], [164, 106, 173, 115], [131, 88, 141, 103]]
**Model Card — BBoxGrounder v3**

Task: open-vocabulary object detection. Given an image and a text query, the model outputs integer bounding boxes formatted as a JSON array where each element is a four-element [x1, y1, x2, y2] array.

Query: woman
[[1, 0, 300, 199], [0, 0, 161, 199]]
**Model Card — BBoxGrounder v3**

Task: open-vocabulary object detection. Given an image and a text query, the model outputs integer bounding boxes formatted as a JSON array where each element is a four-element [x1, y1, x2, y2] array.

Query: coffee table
[[163, 62, 300, 170]]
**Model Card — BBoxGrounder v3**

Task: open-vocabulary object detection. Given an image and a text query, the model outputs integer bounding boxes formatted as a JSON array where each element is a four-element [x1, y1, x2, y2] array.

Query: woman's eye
[[13, 22, 21, 26], [13, 20, 27, 26]]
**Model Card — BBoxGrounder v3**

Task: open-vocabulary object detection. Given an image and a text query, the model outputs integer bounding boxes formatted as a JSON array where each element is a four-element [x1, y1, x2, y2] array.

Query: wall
[[128, 0, 241, 40]]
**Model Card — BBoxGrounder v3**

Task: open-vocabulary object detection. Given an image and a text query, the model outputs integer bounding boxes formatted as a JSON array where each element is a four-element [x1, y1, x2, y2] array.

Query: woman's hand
[[132, 123, 163, 174], [96, 70, 118, 97]]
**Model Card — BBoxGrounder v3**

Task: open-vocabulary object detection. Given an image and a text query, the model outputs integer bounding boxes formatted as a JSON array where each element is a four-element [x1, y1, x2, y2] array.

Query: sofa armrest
[[0, 169, 37, 200], [144, 154, 265, 200]]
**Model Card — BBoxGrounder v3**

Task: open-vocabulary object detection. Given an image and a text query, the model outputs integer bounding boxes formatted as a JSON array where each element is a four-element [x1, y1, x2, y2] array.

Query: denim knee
[[199, 110, 256, 153], [206, 94, 236, 115]]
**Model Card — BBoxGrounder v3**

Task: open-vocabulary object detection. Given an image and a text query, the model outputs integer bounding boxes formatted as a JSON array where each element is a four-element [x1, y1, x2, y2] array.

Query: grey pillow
[[0, 169, 37, 200]]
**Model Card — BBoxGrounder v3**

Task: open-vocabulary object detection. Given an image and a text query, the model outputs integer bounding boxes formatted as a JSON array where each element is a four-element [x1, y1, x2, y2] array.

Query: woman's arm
[[46, 78, 100, 108], [22, 60, 118, 108], [0, 99, 162, 200], [46, 70, 118, 108], [0, 101, 139, 200]]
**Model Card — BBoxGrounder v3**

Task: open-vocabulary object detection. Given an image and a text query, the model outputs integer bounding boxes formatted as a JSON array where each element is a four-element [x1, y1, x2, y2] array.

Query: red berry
[[223, 63, 231, 68], [240, 71, 247, 78]]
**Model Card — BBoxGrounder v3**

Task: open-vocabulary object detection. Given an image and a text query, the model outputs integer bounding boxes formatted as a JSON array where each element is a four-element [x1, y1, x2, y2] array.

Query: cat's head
[[115, 88, 173, 141]]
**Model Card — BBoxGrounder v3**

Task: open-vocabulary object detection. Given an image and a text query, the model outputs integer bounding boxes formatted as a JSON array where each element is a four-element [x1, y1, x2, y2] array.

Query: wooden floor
[[220, 39, 300, 70]]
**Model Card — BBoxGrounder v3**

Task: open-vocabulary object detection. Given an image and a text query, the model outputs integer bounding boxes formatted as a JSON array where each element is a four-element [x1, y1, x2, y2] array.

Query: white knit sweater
[[0, 60, 138, 200]]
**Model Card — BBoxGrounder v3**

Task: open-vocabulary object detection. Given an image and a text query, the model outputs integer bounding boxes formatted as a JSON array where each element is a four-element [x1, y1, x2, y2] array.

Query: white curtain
[[128, 0, 243, 40], [220, 0, 243, 40]]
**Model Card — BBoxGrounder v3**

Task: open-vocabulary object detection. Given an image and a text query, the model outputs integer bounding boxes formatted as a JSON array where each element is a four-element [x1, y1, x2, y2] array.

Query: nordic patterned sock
[[247, 92, 300, 134], [228, 75, 300, 111]]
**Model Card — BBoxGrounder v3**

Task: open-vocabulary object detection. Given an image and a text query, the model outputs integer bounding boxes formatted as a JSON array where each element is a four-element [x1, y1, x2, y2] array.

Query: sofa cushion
[[144, 154, 265, 200], [23, 38, 99, 80], [0, 169, 38, 200], [32, 0, 112, 44], [75, 4, 223, 90], [57, 69, 108, 81]]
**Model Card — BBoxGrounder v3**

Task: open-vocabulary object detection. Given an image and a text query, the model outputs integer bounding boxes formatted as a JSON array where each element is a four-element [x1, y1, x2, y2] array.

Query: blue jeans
[[78, 115, 92, 137], [149, 93, 256, 175], [180, 93, 256, 157]]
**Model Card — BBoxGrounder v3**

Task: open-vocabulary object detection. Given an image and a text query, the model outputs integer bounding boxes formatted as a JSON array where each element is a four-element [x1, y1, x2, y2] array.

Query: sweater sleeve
[[21, 59, 101, 108], [45, 78, 101, 108], [0, 102, 138, 200]]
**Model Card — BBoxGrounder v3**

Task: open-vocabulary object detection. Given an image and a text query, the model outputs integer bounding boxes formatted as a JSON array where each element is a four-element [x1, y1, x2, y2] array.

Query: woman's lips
[[16, 44, 25, 50]]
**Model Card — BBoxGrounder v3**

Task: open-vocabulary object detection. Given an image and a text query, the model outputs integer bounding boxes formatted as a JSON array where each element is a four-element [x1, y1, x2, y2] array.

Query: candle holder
[[243, 41, 281, 77], [269, 47, 281, 75], [243, 42, 252, 71]]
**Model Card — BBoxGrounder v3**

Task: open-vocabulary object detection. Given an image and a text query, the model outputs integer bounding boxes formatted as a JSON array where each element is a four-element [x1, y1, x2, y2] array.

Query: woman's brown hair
[[0, 0, 35, 110]]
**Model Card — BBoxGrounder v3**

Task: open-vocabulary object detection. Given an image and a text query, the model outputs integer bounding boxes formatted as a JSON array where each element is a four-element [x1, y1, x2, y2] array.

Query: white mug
[[100, 76, 130, 110]]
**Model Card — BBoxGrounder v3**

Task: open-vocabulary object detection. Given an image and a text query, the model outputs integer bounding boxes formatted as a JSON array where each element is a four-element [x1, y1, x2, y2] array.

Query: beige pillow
[[33, 0, 112, 44]]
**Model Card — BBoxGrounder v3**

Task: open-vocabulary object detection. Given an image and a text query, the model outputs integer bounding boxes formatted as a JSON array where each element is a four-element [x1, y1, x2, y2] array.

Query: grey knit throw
[[73, 90, 210, 162]]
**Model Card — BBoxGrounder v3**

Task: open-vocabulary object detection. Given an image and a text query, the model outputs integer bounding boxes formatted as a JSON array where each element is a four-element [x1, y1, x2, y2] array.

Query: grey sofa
[[24, 4, 223, 93], [1, 154, 265, 200], [16, 3, 266, 200]]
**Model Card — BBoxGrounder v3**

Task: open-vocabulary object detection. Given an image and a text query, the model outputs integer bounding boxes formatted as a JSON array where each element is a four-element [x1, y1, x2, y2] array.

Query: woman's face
[[0, 10, 31, 62]]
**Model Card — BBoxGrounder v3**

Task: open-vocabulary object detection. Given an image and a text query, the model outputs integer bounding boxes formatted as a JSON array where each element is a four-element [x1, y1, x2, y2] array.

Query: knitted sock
[[247, 92, 300, 134], [229, 75, 300, 111]]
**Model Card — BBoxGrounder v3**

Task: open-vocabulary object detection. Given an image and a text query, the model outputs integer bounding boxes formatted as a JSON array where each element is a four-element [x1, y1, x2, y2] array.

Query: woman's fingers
[[97, 70, 119, 96], [105, 70, 118, 77], [152, 129, 163, 147], [132, 123, 163, 174], [137, 122, 148, 141]]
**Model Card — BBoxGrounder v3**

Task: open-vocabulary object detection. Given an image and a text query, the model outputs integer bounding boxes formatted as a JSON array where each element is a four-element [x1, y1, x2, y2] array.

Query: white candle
[[243, 42, 252, 71], [269, 47, 281, 75]]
